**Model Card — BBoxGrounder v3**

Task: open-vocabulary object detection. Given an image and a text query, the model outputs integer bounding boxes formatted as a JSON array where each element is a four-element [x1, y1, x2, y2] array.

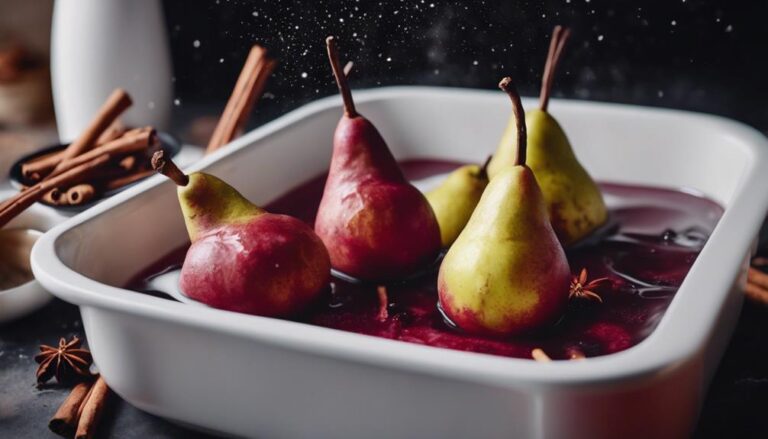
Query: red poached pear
[[314, 36, 441, 281], [152, 151, 331, 317]]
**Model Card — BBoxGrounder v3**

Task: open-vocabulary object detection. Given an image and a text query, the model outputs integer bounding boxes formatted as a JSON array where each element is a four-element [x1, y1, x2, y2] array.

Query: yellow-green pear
[[425, 156, 491, 247], [438, 77, 570, 336], [487, 26, 607, 246]]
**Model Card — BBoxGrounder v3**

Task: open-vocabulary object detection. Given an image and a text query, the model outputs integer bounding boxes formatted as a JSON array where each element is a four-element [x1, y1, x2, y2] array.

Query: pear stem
[[326, 36, 358, 117], [478, 154, 493, 179], [499, 77, 527, 167], [539, 25, 571, 112], [151, 150, 188, 186]]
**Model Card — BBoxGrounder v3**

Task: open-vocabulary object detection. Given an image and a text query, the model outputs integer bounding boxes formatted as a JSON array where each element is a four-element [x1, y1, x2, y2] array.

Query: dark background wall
[[163, 0, 768, 133]]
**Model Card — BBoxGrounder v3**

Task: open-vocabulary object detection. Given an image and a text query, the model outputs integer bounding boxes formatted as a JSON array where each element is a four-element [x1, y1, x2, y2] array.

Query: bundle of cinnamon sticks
[[49, 376, 110, 439], [0, 88, 161, 228], [205, 45, 276, 154]]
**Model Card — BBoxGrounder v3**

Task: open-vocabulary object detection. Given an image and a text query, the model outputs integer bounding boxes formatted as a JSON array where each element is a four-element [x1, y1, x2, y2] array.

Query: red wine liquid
[[128, 159, 723, 360]]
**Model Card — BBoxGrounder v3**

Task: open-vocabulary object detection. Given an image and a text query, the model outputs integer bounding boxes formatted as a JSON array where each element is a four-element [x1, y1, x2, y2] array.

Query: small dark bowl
[[8, 131, 181, 212]]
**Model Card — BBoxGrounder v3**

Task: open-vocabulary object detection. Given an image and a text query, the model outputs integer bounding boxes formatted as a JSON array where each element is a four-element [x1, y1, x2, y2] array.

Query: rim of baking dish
[[31, 87, 768, 390]]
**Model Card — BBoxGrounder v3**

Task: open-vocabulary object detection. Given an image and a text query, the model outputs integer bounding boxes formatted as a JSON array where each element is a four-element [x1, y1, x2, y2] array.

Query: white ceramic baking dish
[[31, 87, 768, 438]]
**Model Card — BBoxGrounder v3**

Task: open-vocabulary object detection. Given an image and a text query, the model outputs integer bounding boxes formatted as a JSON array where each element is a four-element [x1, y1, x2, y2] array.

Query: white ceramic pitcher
[[51, 0, 172, 141]]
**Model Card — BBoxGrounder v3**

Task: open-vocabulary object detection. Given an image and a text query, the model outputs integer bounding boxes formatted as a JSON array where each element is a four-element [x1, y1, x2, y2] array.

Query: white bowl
[[0, 197, 66, 323], [31, 87, 768, 438]]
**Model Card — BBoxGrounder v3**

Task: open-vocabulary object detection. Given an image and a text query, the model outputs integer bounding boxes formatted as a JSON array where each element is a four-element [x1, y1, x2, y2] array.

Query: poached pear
[[426, 157, 490, 247], [487, 26, 607, 246], [314, 37, 441, 281], [152, 151, 331, 317], [438, 78, 571, 336]]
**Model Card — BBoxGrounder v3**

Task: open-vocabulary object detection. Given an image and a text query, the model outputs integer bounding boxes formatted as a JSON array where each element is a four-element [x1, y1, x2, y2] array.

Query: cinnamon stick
[[102, 168, 155, 191], [742, 260, 768, 305], [75, 382, 95, 422], [0, 154, 110, 228], [531, 348, 552, 362], [746, 266, 768, 305], [45, 129, 157, 181], [567, 347, 586, 360], [51, 89, 132, 173], [22, 150, 66, 181], [23, 92, 132, 180], [42, 189, 66, 206], [251, 58, 277, 111], [84, 164, 129, 183], [0, 44, 24, 81], [377, 285, 389, 322], [66, 184, 97, 205], [745, 281, 768, 306], [118, 155, 137, 172], [49, 381, 93, 437], [95, 120, 126, 146], [748, 266, 768, 289], [121, 126, 153, 138], [206, 45, 276, 154], [75, 375, 110, 439]]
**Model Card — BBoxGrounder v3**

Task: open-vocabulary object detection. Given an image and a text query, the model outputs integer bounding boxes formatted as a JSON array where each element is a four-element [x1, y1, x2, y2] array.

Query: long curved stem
[[499, 77, 527, 167], [539, 25, 571, 112], [326, 36, 357, 117]]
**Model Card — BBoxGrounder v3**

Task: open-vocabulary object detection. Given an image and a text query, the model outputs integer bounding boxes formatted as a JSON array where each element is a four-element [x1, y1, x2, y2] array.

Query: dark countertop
[[2, 293, 768, 438], [0, 300, 212, 439]]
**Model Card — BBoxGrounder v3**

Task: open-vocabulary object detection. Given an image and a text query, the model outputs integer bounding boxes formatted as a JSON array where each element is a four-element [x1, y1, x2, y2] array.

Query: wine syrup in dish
[[128, 159, 723, 360]]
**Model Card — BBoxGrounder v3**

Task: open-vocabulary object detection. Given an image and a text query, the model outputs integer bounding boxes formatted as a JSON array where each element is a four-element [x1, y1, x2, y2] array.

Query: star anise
[[34, 336, 93, 385], [569, 268, 609, 303]]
